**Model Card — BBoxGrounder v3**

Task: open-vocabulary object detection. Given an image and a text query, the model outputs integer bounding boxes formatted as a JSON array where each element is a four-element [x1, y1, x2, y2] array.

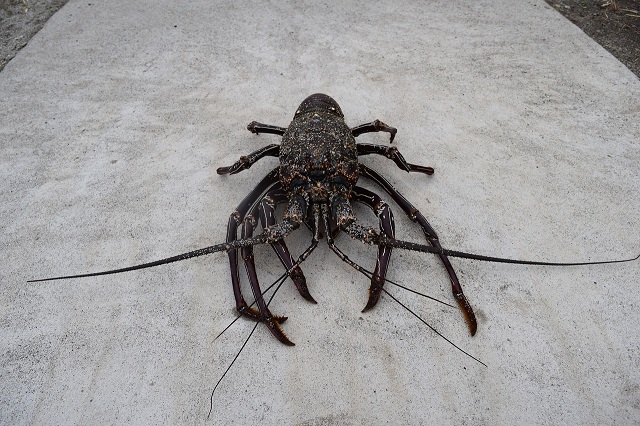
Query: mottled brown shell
[[279, 97, 358, 201]]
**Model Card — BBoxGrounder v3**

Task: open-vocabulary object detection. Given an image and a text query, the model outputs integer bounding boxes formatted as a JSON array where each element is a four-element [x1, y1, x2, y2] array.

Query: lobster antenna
[[208, 322, 259, 419], [207, 271, 289, 419], [368, 272, 454, 308], [320, 203, 453, 307], [327, 238, 484, 366], [327, 240, 453, 308], [381, 287, 487, 367], [213, 272, 287, 341], [377, 235, 640, 266], [208, 238, 319, 417], [27, 235, 274, 283]]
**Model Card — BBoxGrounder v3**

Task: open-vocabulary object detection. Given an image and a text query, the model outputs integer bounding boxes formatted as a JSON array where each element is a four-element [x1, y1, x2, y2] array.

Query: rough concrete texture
[[1, 0, 639, 424]]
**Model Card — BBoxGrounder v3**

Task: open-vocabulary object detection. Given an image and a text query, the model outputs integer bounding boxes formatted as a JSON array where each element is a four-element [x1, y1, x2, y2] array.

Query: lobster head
[[294, 93, 344, 118]]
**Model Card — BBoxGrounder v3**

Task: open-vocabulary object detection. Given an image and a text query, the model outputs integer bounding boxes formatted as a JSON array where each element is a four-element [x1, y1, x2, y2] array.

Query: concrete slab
[[1, 0, 639, 424]]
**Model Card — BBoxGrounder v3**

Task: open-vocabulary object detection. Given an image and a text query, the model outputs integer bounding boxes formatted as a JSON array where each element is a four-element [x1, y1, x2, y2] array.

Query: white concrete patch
[[1, 0, 639, 424]]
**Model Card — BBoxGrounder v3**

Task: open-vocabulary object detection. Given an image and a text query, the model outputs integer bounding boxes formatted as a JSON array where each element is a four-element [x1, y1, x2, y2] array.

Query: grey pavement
[[1, 0, 639, 424]]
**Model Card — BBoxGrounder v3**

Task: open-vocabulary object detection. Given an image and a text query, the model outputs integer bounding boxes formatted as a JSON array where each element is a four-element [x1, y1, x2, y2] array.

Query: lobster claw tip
[[361, 284, 383, 313], [290, 266, 317, 304], [264, 316, 295, 346], [454, 293, 477, 336]]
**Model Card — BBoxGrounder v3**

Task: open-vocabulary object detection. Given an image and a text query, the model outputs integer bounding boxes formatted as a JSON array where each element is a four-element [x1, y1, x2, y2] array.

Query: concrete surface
[[2, 0, 639, 424]]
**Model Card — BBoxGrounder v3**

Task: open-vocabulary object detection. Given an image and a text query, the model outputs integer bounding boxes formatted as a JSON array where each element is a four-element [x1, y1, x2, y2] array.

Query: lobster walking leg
[[359, 164, 477, 335], [216, 144, 280, 175], [351, 120, 397, 142], [257, 190, 316, 303], [247, 121, 287, 136], [352, 186, 395, 312], [224, 168, 280, 321], [357, 143, 434, 175], [241, 213, 295, 346]]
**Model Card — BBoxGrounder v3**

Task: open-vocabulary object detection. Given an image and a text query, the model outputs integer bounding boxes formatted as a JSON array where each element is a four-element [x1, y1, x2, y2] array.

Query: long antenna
[[377, 235, 640, 266], [27, 235, 272, 283]]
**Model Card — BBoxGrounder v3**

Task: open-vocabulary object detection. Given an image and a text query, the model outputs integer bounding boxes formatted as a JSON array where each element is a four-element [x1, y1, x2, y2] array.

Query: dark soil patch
[[0, 0, 69, 71], [544, 0, 640, 78]]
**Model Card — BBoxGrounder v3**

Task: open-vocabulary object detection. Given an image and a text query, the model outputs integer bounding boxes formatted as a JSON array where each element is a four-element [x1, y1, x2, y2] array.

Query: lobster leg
[[241, 213, 294, 346], [247, 121, 287, 136], [351, 120, 397, 142], [257, 190, 316, 303], [359, 163, 477, 336], [357, 143, 434, 175], [224, 168, 280, 321], [216, 144, 280, 175], [352, 186, 395, 312]]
